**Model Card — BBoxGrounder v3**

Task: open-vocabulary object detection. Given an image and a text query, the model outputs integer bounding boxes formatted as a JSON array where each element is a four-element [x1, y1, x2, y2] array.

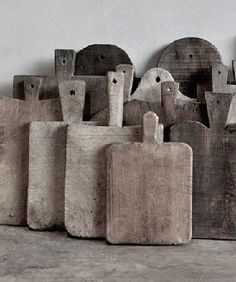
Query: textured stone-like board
[[157, 37, 222, 98], [28, 122, 67, 230]]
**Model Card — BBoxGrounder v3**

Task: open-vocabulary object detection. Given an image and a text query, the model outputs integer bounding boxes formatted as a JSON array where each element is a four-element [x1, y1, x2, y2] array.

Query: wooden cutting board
[[157, 37, 222, 98], [0, 77, 62, 226], [27, 80, 85, 230], [65, 71, 163, 238], [74, 44, 133, 75], [92, 68, 207, 127], [106, 112, 192, 245], [171, 92, 236, 239]]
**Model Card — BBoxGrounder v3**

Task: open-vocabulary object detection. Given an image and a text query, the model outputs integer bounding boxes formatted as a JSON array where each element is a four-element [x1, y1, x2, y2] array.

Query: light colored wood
[[0, 78, 62, 226], [27, 80, 86, 230], [171, 92, 236, 239], [116, 64, 134, 103], [106, 112, 192, 245], [65, 72, 163, 238]]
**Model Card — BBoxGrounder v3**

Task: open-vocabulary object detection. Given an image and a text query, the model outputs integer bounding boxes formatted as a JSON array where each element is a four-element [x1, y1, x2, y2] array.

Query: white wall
[[0, 0, 236, 96]]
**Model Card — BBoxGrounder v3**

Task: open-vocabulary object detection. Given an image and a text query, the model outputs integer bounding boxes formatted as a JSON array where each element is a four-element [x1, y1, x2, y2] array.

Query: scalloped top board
[[157, 37, 222, 98], [106, 112, 192, 245], [74, 44, 133, 75], [0, 78, 62, 226], [171, 92, 236, 239]]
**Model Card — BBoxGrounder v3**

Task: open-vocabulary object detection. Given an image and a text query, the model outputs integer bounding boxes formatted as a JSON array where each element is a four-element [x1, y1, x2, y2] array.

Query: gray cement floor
[[0, 226, 236, 282]]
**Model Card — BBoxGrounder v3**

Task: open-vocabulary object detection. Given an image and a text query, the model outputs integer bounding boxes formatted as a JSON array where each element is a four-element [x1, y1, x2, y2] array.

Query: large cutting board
[[106, 112, 192, 245]]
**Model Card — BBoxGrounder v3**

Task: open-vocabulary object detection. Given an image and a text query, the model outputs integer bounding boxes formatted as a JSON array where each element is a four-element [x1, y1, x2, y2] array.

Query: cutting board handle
[[107, 71, 124, 127], [205, 91, 233, 130], [55, 49, 76, 80], [116, 64, 134, 103], [143, 111, 160, 146], [58, 80, 86, 122], [24, 77, 42, 101], [212, 64, 228, 93]]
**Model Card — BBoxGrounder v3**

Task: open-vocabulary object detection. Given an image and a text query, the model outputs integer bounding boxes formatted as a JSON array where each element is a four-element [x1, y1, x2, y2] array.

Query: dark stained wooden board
[[106, 112, 192, 245], [74, 44, 133, 75], [157, 37, 222, 98], [171, 92, 236, 239]]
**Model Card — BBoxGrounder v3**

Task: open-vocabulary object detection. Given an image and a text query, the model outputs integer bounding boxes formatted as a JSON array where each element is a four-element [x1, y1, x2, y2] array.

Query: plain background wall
[[0, 0, 236, 97]]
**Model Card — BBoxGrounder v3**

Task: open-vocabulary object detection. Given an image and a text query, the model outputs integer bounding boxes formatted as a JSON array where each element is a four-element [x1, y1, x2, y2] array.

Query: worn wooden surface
[[74, 44, 133, 75], [27, 80, 86, 230], [92, 68, 207, 127], [0, 78, 62, 226], [171, 92, 236, 239], [106, 112, 192, 245], [65, 71, 164, 238], [157, 37, 222, 98]]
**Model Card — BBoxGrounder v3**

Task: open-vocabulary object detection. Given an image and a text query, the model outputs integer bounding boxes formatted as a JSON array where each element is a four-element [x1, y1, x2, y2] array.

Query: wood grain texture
[[0, 78, 62, 226], [157, 37, 222, 98], [106, 112, 192, 245], [171, 92, 236, 239], [65, 72, 163, 238], [27, 80, 86, 230], [91, 68, 207, 127], [74, 44, 133, 75]]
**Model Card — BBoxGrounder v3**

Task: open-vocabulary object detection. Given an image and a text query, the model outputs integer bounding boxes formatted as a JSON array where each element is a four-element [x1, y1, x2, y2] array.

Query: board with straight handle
[[65, 71, 163, 238], [171, 92, 236, 239], [27, 80, 86, 230], [106, 112, 192, 245], [92, 68, 207, 127], [0, 78, 62, 226]]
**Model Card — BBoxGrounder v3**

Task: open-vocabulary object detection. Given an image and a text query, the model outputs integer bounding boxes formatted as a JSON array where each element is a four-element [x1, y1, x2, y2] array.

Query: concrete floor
[[0, 226, 236, 282]]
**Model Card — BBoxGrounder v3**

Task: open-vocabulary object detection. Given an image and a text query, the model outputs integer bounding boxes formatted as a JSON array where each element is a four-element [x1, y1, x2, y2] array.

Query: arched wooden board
[[157, 37, 222, 98], [74, 44, 133, 75]]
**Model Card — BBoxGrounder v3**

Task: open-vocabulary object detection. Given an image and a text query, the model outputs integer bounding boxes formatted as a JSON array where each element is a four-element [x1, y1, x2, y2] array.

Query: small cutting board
[[106, 112, 192, 245], [157, 37, 222, 98], [0, 78, 62, 226], [65, 71, 163, 238], [27, 80, 85, 230], [171, 91, 236, 239]]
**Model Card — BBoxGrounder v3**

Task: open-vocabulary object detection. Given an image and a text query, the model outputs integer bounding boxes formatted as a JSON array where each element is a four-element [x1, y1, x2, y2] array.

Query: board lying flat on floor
[[27, 80, 85, 230], [0, 78, 62, 226], [65, 71, 163, 238], [171, 92, 236, 239], [106, 112, 192, 245]]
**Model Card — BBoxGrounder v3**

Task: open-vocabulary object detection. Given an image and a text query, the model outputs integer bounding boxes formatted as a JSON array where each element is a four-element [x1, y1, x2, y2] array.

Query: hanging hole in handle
[[156, 76, 161, 83], [99, 55, 105, 60], [80, 65, 85, 69], [31, 84, 34, 89], [113, 79, 117, 84], [62, 59, 66, 65], [70, 90, 75, 96], [123, 70, 126, 73], [189, 54, 193, 59], [167, 87, 171, 92], [216, 100, 220, 104], [218, 71, 221, 75]]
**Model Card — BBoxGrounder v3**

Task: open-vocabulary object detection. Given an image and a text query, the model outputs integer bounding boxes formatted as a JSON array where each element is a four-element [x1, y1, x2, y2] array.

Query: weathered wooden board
[[27, 80, 85, 230], [14, 49, 133, 119], [92, 68, 207, 127], [106, 112, 192, 245], [157, 37, 222, 98], [74, 44, 133, 75], [171, 92, 236, 239], [65, 71, 163, 238], [0, 78, 62, 226]]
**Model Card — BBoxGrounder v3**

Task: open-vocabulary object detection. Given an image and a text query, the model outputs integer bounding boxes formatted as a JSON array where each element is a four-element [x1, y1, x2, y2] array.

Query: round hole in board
[[113, 79, 117, 84], [123, 70, 126, 73], [156, 76, 161, 83], [216, 100, 220, 104], [218, 71, 221, 75], [62, 59, 66, 65], [99, 55, 105, 60], [70, 90, 76, 96], [167, 87, 171, 92], [189, 54, 193, 59], [30, 84, 34, 89]]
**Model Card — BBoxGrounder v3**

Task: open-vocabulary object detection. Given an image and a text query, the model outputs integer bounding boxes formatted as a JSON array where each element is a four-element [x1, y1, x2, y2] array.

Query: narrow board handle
[[58, 80, 86, 123], [212, 64, 228, 93], [24, 77, 42, 101], [143, 111, 159, 145], [161, 81, 178, 125], [55, 49, 76, 80], [107, 71, 124, 127], [116, 64, 134, 103]]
